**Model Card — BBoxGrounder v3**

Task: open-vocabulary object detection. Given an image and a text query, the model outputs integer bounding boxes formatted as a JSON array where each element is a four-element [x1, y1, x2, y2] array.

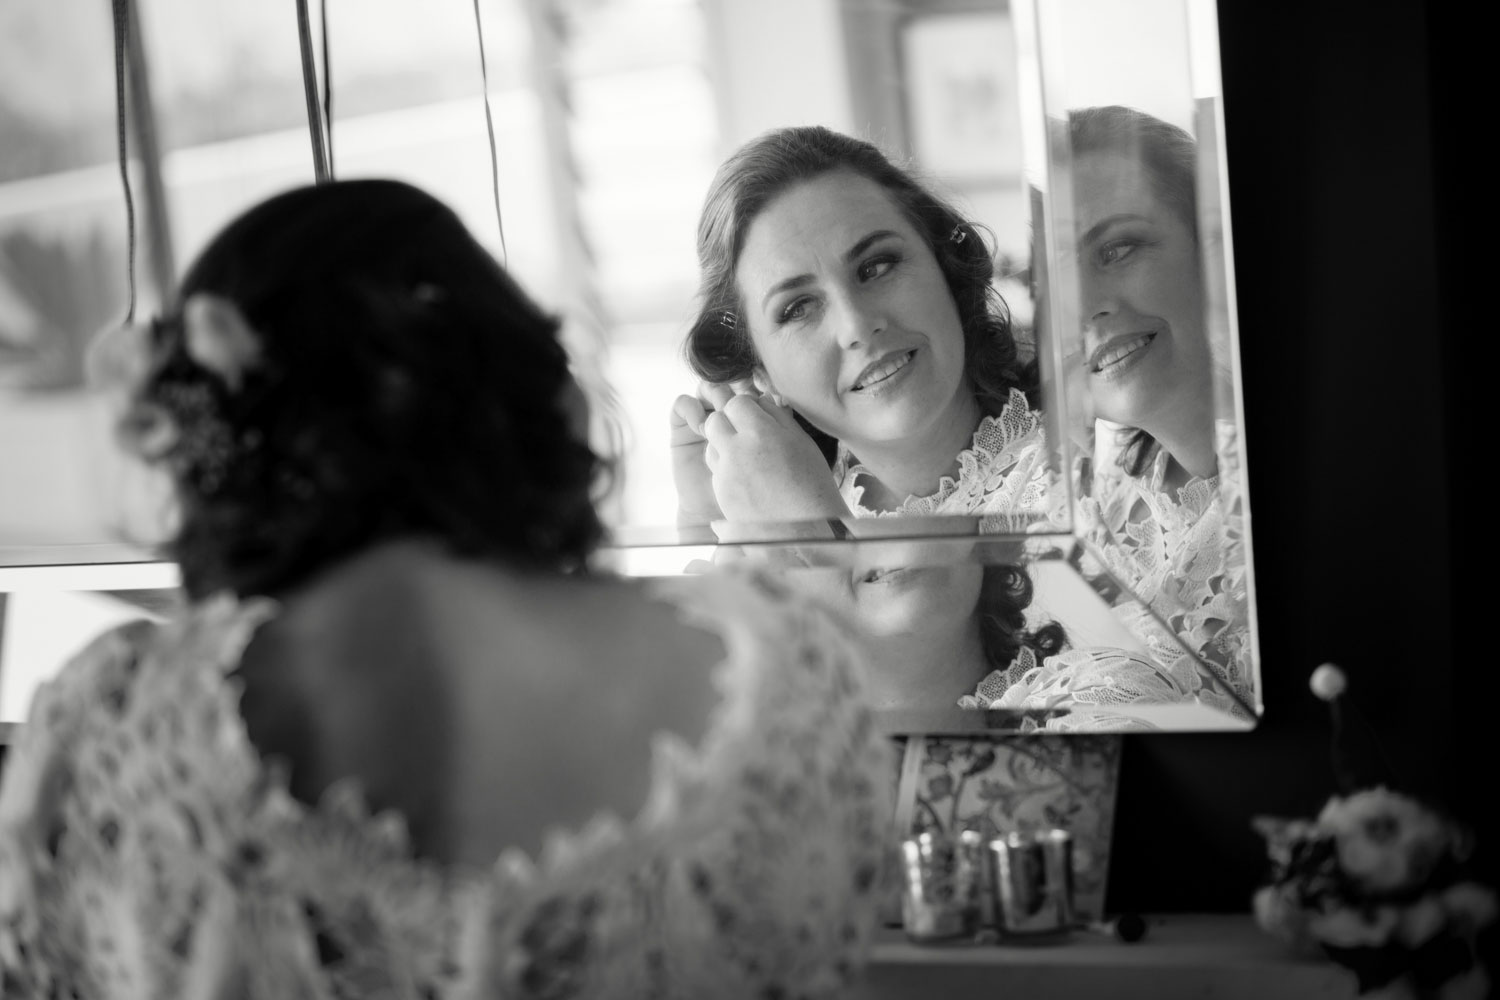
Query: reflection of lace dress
[[955, 645, 1191, 732], [0, 573, 894, 999], [835, 389, 1064, 532], [1076, 421, 1252, 710]]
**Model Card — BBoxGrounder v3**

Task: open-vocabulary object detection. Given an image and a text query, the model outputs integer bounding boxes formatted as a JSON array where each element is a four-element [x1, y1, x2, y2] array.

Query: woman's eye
[[778, 297, 813, 324], [1098, 241, 1137, 266], [857, 255, 899, 281]]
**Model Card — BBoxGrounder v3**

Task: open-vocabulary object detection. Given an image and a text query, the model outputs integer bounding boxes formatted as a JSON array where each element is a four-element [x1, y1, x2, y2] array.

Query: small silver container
[[986, 829, 1076, 936], [899, 830, 985, 942]]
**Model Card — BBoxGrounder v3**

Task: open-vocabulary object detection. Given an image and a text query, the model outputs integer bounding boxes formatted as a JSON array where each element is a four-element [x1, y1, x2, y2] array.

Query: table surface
[[858, 913, 1356, 999]]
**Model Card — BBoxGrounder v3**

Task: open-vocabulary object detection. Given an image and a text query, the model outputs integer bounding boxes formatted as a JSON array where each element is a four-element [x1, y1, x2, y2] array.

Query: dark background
[[1106, 0, 1487, 912]]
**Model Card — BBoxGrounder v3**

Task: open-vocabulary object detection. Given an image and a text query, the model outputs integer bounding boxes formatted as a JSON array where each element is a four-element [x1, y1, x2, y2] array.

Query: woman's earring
[[950, 226, 967, 245]]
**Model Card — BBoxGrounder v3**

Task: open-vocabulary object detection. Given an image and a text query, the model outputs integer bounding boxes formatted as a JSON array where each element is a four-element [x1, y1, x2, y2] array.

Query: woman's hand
[[701, 389, 850, 524], [669, 381, 738, 527]]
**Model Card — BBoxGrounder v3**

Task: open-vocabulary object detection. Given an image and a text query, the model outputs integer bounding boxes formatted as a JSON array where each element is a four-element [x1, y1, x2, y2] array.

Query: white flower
[[1393, 894, 1449, 947], [1440, 882, 1499, 934], [1317, 787, 1450, 894], [1307, 904, 1399, 947], [184, 293, 262, 391]]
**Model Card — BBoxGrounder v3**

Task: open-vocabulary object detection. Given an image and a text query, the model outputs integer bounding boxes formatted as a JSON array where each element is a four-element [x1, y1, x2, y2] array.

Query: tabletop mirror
[[0, 0, 1258, 737]]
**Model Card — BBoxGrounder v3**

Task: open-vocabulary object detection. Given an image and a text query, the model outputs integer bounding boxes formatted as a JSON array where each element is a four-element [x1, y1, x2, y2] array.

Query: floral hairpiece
[[100, 293, 283, 498], [182, 293, 263, 392]]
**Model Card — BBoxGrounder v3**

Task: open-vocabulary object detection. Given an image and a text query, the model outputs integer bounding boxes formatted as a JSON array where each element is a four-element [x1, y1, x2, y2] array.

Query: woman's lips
[[851, 349, 916, 392], [1088, 332, 1156, 378], [859, 567, 917, 585]]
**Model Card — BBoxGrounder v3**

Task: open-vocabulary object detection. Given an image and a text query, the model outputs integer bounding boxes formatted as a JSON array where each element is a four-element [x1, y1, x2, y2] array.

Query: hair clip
[[950, 226, 968, 245], [719, 309, 737, 330]]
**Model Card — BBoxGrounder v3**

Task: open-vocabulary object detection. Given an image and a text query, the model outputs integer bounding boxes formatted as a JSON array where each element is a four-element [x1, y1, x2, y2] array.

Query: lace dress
[[834, 389, 1065, 533], [955, 646, 1196, 732], [1075, 420, 1253, 710], [0, 571, 895, 999]]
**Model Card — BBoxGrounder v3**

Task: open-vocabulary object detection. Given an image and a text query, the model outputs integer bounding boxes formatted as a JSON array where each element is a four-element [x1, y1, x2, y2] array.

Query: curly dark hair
[[683, 125, 1039, 462], [129, 179, 605, 599], [1068, 105, 1201, 477], [979, 563, 1067, 672]]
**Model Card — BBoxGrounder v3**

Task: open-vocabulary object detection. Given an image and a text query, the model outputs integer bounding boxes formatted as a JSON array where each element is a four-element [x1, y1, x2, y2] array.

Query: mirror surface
[[0, 0, 1257, 731]]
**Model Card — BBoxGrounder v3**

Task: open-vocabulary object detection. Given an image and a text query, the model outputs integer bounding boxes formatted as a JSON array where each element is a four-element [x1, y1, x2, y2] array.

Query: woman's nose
[[835, 293, 885, 349]]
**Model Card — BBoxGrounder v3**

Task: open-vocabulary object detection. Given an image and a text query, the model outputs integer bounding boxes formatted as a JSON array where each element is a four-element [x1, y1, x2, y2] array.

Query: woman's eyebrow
[[761, 273, 815, 311], [758, 230, 904, 311], [1080, 213, 1149, 247], [843, 229, 901, 263]]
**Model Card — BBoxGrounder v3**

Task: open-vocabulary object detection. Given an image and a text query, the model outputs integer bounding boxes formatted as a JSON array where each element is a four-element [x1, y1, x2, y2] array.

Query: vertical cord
[[111, 0, 137, 324], [320, 0, 334, 177], [472, 0, 508, 263], [295, 0, 331, 182]]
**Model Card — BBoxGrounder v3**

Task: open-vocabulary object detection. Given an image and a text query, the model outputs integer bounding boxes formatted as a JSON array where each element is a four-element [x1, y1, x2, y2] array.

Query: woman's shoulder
[[4, 595, 273, 748]]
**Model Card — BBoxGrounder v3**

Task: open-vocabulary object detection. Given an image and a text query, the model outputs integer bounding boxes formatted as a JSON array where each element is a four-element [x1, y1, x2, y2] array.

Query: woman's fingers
[[669, 393, 711, 442], [702, 408, 735, 442], [698, 380, 737, 412]]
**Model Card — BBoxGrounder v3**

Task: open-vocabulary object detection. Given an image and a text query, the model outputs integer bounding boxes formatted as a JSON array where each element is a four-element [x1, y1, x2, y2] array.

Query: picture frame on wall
[[899, 10, 1023, 183]]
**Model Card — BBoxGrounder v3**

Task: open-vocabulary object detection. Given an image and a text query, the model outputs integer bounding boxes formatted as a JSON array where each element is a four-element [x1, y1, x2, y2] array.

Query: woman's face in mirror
[[733, 169, 973, 456], [1074, 150, 1210, 433], [848, 560, 985, 638]]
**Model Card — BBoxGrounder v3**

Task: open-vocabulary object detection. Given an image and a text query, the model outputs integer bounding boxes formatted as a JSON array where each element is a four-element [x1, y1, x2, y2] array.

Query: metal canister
[[899, 830, 986, 942], [986, 829, 1076, 936]]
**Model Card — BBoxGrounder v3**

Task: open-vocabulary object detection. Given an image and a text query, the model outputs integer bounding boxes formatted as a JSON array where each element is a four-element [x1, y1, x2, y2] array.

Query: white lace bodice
[[0, 571, 894, 999], [1076, 420, 1252, 706], [955, 645, 1196, 732], [834, 389, 1064, 532]]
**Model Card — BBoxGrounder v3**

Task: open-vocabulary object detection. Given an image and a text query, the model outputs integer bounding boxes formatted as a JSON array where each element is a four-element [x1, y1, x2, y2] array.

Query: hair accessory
[[720, 309, 737, 330], [950, 225, 967, 245], [183, 294, 263, 392]]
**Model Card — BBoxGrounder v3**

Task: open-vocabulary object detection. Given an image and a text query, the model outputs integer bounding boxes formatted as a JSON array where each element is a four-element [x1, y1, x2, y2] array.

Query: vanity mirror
[[0, 0, 1257, 734]]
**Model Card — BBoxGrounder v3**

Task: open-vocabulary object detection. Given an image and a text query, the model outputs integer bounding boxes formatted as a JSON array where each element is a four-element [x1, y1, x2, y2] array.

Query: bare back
[[235, 538, 725, 866]]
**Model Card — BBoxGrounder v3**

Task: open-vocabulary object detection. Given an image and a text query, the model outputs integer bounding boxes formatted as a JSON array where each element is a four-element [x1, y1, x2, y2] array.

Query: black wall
[[1106, 0, 1487, 913]]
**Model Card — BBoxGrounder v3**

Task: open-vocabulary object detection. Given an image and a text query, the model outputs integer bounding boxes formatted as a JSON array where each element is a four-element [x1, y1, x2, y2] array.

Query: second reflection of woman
[[829, 550, 1194, 731], [1066, 105, 1251, 711]]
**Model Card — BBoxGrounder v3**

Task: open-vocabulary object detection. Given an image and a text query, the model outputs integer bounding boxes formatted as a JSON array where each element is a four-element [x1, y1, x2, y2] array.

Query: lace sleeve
[[0, 619, 156, 994], [959, 645, 1196, 713], [480, 572, 897, 999]]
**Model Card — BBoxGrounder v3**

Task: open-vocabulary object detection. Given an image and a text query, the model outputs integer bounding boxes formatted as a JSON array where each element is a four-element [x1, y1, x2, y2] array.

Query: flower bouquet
[[1251, 666, 1495, 1000]]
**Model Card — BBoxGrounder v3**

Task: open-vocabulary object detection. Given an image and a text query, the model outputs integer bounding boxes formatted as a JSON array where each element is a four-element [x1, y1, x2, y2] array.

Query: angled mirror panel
[[1013, 0, 1260, 714], [598, 534, 1254, 734]]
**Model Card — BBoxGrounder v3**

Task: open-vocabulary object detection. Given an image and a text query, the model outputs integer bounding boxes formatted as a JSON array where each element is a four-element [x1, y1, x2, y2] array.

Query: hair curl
[[128, 179, 605, 599], [683, 125, 1038, 462], [1068, 105, 1201, 477], [978, 562, 1068, 672]]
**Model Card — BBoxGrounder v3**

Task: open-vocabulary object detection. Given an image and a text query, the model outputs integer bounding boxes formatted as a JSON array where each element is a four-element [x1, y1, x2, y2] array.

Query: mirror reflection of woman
[[812, 550, 1191, 732], [670, 126, 1059, 535], [1066, 105, 1250, 707]]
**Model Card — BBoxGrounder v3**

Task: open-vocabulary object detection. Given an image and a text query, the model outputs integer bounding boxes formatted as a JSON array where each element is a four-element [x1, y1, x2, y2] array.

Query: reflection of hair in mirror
[[119, 180, 609, 600], [684, 125, 1039, 464], [1068, 105, 1199, 478], [979, 562, 1067, 672]]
